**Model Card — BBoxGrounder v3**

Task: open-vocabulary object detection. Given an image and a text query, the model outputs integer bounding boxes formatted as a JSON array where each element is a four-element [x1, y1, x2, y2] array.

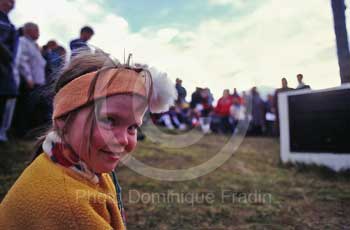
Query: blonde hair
[[55, 49, 120, 93]]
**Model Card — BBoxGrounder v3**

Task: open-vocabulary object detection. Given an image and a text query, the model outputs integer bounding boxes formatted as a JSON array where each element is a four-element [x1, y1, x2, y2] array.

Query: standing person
[[0, 49, 177, 229], [213, 89, 233, 134], [190, 87, 202, 109], [229, 88, 242, 134], [41, 41, 66, 129], [0, 0, 18, 142], [14, 22, 46, 137], [231, 88, 242, 105], [249, 87, 266, 135], [264, 94, 275, 136], [200, 88, 213, 117], [42, 40, 58, 80], [18, 22, 46, 88], [296, 73, 311, 90], [70, 26, 94, 54], [42, 40, 66, 82], [175, 78, 187, 103], [241, 90, 249, 122], [273, 78, 293, 136], [53, 46, 66, 69]]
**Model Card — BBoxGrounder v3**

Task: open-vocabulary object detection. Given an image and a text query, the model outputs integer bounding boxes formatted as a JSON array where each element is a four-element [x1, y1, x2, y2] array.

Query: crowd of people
[[152, 75, 311, 137], [0, 0, 312, 143], [0, 0, 96, 142]]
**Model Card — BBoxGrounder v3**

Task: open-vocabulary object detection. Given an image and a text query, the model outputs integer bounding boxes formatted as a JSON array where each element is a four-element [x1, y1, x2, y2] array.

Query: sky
[[9, 0, 348, 99]]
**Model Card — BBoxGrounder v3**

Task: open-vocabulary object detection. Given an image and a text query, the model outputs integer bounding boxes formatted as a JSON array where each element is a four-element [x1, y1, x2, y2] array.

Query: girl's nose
[[113, 129, 128, 147]]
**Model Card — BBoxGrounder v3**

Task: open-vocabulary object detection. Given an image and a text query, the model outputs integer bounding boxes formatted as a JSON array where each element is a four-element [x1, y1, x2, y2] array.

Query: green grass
[[1, 135, 350, 229]]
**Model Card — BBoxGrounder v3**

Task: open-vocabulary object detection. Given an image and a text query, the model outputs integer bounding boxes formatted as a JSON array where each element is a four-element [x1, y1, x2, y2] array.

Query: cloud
[[11, 0, 110, 45], [10, 0, 342, 99], [208, 0, 248, 10]]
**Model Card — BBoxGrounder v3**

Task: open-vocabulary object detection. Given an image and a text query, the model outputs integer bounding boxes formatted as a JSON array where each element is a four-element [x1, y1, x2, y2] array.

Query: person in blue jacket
[[0, 0, 18, 142], [69, 26, 94, 55]]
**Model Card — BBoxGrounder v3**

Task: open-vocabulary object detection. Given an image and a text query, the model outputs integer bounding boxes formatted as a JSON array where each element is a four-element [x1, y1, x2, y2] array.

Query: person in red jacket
[[214, 89, 234, 134]]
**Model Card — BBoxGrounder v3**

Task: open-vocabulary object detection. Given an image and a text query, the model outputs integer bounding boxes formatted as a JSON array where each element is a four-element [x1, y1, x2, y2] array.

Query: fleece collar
[[42, 131, 99, 184]]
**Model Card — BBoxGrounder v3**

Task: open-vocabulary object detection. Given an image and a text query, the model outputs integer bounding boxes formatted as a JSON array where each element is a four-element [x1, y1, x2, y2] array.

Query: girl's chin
[[92, 160, 120, 173], [89, 152, 122, 173], [94, 166, 118, 174]]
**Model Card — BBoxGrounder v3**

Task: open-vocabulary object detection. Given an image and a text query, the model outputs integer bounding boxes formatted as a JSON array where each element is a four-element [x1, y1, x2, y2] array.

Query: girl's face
[[64, 94, 147, 173]]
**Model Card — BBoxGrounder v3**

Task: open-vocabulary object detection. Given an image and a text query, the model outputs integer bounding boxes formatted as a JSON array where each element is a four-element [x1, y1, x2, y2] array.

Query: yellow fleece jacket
[[0, 153, 125, 230]]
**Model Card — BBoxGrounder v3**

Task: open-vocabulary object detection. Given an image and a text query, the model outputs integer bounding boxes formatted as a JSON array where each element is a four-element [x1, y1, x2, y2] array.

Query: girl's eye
[[128, 124, 139, 133], [98, 116, 115, 127]]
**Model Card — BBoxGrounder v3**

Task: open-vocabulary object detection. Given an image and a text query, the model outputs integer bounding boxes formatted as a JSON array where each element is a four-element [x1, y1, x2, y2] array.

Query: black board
[[288, 89, 350, 153]]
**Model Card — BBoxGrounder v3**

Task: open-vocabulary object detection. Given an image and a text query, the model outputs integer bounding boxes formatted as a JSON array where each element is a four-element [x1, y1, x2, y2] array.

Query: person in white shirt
[[296, 74, 311, 90], [14, 22, 47, 137], [18, 22, 46, 89]]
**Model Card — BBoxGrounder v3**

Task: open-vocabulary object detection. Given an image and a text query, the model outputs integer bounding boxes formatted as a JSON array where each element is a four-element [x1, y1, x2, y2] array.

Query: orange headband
[[53, 68, 150, 119]]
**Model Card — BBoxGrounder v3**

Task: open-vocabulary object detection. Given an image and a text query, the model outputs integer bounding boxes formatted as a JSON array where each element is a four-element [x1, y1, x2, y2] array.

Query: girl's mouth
[[100, 149, 122, 161]]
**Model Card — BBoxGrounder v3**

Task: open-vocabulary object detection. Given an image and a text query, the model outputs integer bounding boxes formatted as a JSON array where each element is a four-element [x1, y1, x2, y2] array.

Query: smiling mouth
[[100, 149, 123, 158]]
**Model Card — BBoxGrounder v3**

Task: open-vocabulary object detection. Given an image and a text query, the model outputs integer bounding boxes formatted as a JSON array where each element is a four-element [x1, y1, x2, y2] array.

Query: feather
[[148, 67, 177, 113]]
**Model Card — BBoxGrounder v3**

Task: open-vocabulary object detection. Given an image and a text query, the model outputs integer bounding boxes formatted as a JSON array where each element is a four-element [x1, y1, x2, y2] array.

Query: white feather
[[148, 67, 177, 113], [42, 131, 62, 156]]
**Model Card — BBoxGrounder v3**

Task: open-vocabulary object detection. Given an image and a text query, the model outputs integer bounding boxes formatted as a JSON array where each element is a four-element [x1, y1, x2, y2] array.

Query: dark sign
[[288, 89, 350, 153]]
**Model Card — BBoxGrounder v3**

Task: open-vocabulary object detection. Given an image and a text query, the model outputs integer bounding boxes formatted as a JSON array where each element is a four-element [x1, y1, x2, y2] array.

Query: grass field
[[1, 135, 350, 229]]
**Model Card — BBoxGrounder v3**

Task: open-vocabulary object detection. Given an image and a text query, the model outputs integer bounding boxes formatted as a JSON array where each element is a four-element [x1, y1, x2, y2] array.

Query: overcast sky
[[9, 0, 348, 99]]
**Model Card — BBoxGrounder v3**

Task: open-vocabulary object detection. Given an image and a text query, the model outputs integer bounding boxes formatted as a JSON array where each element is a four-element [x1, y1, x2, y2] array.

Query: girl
[[0, 49, 176, 230]]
